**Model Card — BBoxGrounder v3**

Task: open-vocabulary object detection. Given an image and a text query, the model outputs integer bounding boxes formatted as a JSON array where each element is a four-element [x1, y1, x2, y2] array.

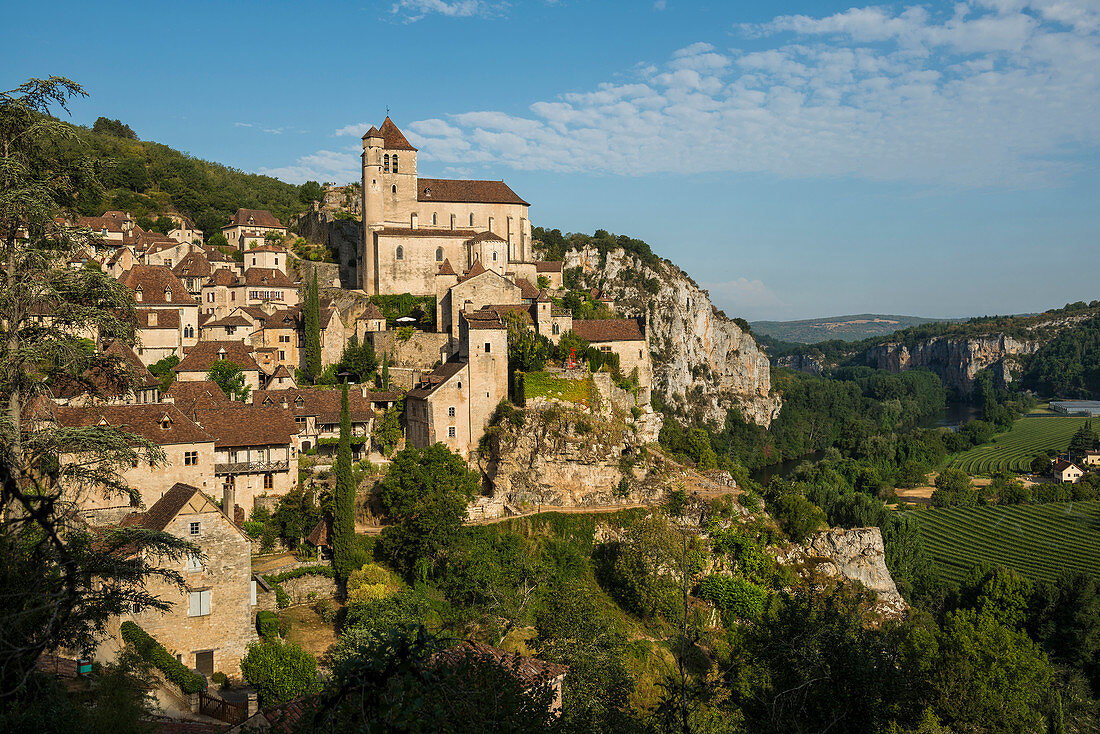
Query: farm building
[[1053, 459, 1084, 484], [1051, 401, 1100, 416]]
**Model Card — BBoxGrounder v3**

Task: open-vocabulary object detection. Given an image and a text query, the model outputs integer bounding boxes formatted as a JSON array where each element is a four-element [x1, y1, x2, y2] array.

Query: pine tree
[[303, 271, 321, 382], [332, 381, 356, 580]]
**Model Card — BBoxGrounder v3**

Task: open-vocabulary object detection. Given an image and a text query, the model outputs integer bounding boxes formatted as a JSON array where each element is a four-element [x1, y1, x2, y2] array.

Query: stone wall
[[279, 574, 338, 606], [369, 330, 451, 368]]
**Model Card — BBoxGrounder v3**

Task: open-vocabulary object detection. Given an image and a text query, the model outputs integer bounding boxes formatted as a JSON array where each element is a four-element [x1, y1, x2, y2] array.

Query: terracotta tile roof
[[163, 379, 230, 415], [305, 518, 329, 548], [535, 260, 563, 272], [418, 178, 529, 206], [571, 318, 644, 343], [436, 259, 457, 276], [515, 278, 539, 299], [535, 289, 552, 303], [194, 404, 298, 448], [36, 654, 79, 679], [172, 251, 212, 279], [359, 303, 385, 320], [244, 696, 316, 734], [407, 359, 467, 399], [174, 341, 261, 374], [248, 243, 289, 253], [208, 269, 241, 287], [253, 388, 379, 424], [201, 245, 234, 263], [467, 231, 506, 244], [77, 215, 125, 233], [136, 308, 180, 329], [118, 265, 196, 305], [378, 116, 417, 151], [205, 314, 253, 328], [225, 208, 285, 229], [52, 403, 214, 446], [54, 340, 162, 399], [459, 260, 487, 282], [478, 304, 532, 324], [377, 227, 479, 238], [270, 364, 293, 379], [132, 482, 202, 531], [145, 240, 181, 256], [244, 267, 296, 288], [431, 641, 567, 684], [1053, 459, 1081, 473], [361, 125, 380, 139]]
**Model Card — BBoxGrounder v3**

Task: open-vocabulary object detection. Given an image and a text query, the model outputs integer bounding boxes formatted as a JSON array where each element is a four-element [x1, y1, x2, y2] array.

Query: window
[[431, 213, 437, 225], [448, 406, 456, 418], [164, 288, 172, 302], [395, 246, 404, 261], [383, 153, 390, 172], [436, 247, 443, 262], [207, 292, 214, 302], [469, 213, 475, 226], [279, 350, 285, 360], [189, 521, 201, 536], [186, 554, 202, 572], [252, 257, 256, 266], [491, 252, 497, 262], [184, 451, 198, 466], [279, 335, 291, 343], [264, 474, 274, 490], [639, 349, 644, 358], [391, 184, 397, 195], [392, 154, 399, 173], [447, 426, 456, 438], [274, 257, 279, 266], [484, 342, 491, 353], [552, 324, 560, 335], [187, 590, 211, 617]]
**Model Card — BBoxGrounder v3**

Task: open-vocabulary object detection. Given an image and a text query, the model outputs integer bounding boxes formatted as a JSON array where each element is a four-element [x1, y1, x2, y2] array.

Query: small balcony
[[215, 460, 289, 475]]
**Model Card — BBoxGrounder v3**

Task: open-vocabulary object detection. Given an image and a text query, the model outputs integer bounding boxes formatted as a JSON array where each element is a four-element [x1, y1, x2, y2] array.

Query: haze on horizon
[[4, 0, 1097, 323]]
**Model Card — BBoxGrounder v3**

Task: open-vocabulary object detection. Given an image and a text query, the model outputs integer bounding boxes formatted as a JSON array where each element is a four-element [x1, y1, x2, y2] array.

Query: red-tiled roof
[[131, 482, 204, 531], [248, 243, 289, 254], [467, 231, 506, 244], [244, 267, 295, 288], [118, 265, 196, 305], [378, 116, 417, 151], [571, 318, 644, 343], [173, 251, 212, 279], [418, 178, 529, 206], [407, 359, 466, 399], [53, 340, 161, 398], [225, 208, 285, 229], [459, 260, 487, 282], [515, 278, 539, 299], [359, 303, 385, 320], [376, 227, 479, 239], [535, 260, 563, 272], [174, 341, 261, 374], [163, 379, 230, 415], [1053, 459, 1081, 473], [436, 259, 457, 276], [194, 404, 298, 448], [253, 388, 379, 424], [136, 308, 180, 329], [52, 403, 214, 446], [431, 641, 567, 684]]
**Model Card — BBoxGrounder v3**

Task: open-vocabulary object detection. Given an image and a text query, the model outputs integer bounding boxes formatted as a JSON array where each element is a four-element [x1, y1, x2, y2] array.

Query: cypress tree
[[303, 271, 322, 382], [332, 381, 356, 580]]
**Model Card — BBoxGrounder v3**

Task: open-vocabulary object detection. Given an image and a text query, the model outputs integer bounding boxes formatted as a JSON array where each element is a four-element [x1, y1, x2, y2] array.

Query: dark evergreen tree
[[332, 382, 356, 580], [303, 271, 322, 382]]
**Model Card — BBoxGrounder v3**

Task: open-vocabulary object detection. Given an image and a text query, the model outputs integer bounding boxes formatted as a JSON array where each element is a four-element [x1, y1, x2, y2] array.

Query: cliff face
[[562, 246, 780, 427], [863, 335, 1039, 393]]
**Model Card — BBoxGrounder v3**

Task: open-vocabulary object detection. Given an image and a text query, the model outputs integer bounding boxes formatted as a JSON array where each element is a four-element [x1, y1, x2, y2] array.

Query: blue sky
[[4, 0, 1099, 321]]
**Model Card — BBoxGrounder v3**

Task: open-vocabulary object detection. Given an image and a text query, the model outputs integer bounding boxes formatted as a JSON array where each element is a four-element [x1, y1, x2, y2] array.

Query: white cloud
[[334, 122, 372, 137], [654, 0, 667, 9], [390, 0, 505, 22], [260, 149, 361, 184], [392, 1, 1100, 187], [701, 277, 787, 320]]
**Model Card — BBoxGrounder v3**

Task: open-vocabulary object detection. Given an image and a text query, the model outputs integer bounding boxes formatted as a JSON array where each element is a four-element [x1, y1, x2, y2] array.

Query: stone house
[[244, 244, 289, 273], [200, 268, 244, 319], [166, 216, 203, 245], [52, 340, 162, 407], [571, 318, 653, 389], [222, 209, 288, 253], [103, 246, 137, 277], [173, 251, 216, 298], [144, 239, 198, 270], [173, 341, 264, 392], [200, 314, 254, 343], [405, 311, 508, 458], [355, 302, 387, 339], [117, 265, 199, 365], [47, 402, 217, 514], [438, 263, 523, 340], [192, 405, 299, 515], [1083, 450, 1100, 467], [163, 379, 231, 415], [245, 306, 300, 372], [252, 387, 395, 458], [1053, 459, 1084, 483], [110, 483, 257, 679], [200, 268, 299, 319]]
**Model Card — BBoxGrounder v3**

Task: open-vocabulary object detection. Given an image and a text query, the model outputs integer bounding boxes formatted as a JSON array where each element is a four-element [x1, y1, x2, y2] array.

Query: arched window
[[383, 154, 390, 172], [552, 323, 560, 335], [396, 246, 404, 261], [392, 154, 399, 173], [134, 287, 142, 302], [436, 247, 443, 262], [431, 213, 437, 226], [392, 184, 397, 195], [491, 251, 497, 262], [469, 213, 474, 226]]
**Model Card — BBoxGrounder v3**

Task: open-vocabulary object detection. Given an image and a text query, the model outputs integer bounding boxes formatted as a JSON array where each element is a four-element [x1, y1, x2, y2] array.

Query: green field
[[946, 415, 1090, 474], [909, 501, 1100, 584], [522, 371, 592, 406]]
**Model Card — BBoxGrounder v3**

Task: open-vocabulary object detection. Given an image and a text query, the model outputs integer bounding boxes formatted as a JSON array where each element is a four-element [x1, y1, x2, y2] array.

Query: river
[[749, 402, 979, 485]]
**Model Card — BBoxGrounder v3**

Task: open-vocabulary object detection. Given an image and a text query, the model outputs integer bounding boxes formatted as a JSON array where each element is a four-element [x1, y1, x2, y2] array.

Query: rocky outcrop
[[562, 246, 780, 427], [480, 400, 668, 508], [863, 335, 1039, 393], [297, 210, 361, 288], [780, 527, 907, 618]]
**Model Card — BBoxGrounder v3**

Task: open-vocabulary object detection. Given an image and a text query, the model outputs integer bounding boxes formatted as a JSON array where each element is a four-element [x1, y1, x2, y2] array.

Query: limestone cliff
[[779, 527, 907, 618], [862, 335, 1039, 393], [562, 246, 780, 427]]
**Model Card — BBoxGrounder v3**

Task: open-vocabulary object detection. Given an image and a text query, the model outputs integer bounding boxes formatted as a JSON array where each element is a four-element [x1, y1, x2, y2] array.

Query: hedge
[[257, 610, 279, 639], [120, 621, 206, 694], [262, 565, 335, 609]]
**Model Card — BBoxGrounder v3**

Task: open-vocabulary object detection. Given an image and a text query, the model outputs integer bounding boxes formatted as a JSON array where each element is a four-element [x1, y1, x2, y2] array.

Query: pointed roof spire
[[437, 259, 457, 276], [361, 125, 381, 140], [536, 288, 552, 303], [378, 117, 417, 151]]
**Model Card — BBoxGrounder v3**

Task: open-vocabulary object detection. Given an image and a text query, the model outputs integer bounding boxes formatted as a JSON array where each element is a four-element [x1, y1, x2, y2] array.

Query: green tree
[[1069, 420, 1098, 455], [931, 468, 975, 507], [338, 334, 378, 383], [600, 515, 683, 620], [0, 77, 194, 698], [332, 382, 357, 581], [298, 180, 323, 204], [302, 271, 321, 382], [378, 444, 479, 581], [372, 401, 402, 458], [147, 353, 178, 391], [380, 352, 390, 390], [206, 359, 250, 401], [239, 639, 319, 706], [91, 116, 136, 139]]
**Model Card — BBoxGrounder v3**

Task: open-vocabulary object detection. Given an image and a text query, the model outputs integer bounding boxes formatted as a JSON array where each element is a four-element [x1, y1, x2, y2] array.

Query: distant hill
[[751, 314, 950, 344]]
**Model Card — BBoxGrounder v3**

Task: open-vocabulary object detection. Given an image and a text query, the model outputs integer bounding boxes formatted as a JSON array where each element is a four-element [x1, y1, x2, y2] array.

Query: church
[[357, 118, 560, 297]]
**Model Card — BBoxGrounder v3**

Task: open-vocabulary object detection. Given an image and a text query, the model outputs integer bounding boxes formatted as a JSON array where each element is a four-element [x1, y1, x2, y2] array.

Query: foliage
[[91, 116, 136, 139], [533, 225, 660, 268], [333, 383, 357, 581], [698, 575, 768, 621], [598, 515, 688, 621], [368, 293, 436, 329], [930, 468, 976, 507], [269, 486, 322, 550], [302, 271, 321, 382], [337, 333, 377, 384], [257, 610, 279, 640], [1023, 316, 1100, 397], [378, 444, 480, 581], [239, 639, 320, 706], [206, 359, 250, 401], [147, 353, 178, 391], [309, 625, 557, 733], [372, 400, 402, 457], [520, 370, 591, 406], [119, 622, 205, 694], [766, 493, 827, 542]]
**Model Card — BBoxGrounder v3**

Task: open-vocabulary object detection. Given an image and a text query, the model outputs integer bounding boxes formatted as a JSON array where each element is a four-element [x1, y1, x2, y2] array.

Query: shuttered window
[[188, 589, 211, 617]]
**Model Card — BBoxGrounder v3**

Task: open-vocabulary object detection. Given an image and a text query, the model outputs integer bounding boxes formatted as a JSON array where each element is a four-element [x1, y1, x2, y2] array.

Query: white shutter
[[251, 580, 257, 606], [188, 591, 200, 617], [200, 590, 211, 616]]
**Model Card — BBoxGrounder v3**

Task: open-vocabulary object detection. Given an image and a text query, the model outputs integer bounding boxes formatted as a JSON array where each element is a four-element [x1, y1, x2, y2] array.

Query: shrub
[[769, 494, 827, 543], [313, 598, 337, 623], [210, 672, 229, 689], [243, 521, 265, 538], [257, 610, 279, 639], [120, 621, 206, 694], [698, 574, 769, 621], [240, 639, 320, 706]]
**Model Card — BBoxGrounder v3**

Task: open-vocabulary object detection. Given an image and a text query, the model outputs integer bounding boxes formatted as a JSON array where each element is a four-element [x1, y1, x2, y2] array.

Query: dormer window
[[164, 287, 172, 302], [425, 188, 431, 198], [160, 414, 172, 430], [135, 287, 143, 302], [295, 397, 305, 407], [217, 349, 227, 361]]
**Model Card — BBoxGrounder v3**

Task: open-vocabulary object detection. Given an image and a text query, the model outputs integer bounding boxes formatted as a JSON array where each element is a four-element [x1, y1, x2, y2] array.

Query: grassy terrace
[[522, 371, 592, 406], [946, 415, 1091, 474], [908, 501, 1100, 584]]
